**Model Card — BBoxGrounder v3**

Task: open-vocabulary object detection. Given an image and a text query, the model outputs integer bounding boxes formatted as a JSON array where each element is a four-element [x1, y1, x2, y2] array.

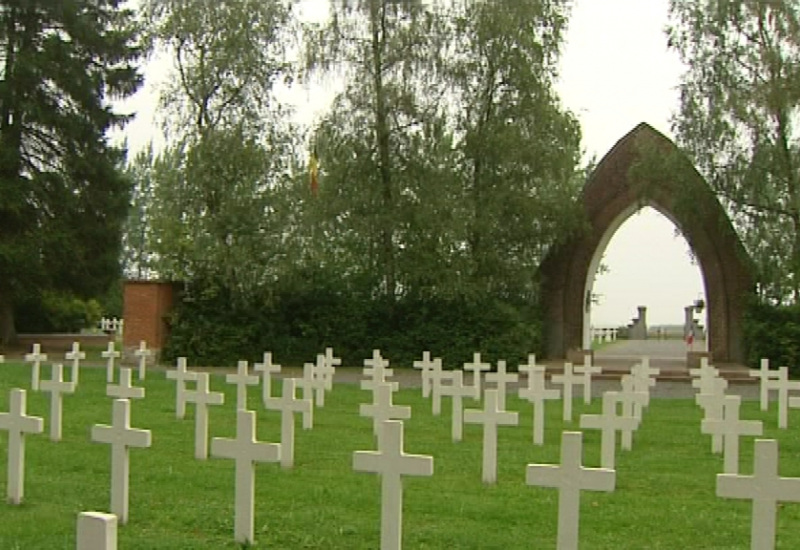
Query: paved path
[[595, 338, 698, 361]]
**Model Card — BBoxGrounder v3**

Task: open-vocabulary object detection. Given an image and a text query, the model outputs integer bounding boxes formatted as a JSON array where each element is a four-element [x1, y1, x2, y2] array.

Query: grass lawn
[[1, 361, 800, 549]]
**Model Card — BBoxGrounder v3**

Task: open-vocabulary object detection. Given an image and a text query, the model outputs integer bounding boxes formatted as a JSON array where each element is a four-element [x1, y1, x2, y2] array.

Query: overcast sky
[[119, 0, 706, 328]]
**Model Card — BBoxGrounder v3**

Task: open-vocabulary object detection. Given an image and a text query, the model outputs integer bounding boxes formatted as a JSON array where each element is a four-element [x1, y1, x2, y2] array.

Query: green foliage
[[668, 1, 800, 303], [15, 291, 103, 333], [0, 0, 144, 342], [164, 279, 542, 368], [743, 299, 800, 376]]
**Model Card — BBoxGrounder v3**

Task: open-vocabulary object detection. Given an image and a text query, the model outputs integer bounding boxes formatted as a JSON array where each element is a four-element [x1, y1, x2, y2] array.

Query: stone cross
[[439, 370, 474, 442], [0, 388, 44, 504], [464, 388, 518, 483], [24, 343, 47, 391], [321, 347, 340, 391], [106, 367, 145, 401], [101, 341, 121, 383], [702, 395, 763, 474], [485, 360, 518, 410], [210, 409, 281, 545], [226, 360, 259, 411], [253, 352, 281, 406], [427, 357, 451, 416], [551, 363, 584, 422], [133, 340, 152, 381], [630, 358, 658, 418], [691, 366, 725, 395], [412, 351, 436, 398], [618, 374, 648, 450], [184, 372, 225, 460], [311, 354, 329, 406], [265, 377, 311, 468], [353, 420, 433, 550], [750, 358, 779, 412], [360, 383, 412, 438], [40, 363, 76, 441], [91, 398, 152, 524], [166, 357, 198, 419], [518, 357, 560, 446], [689, 357, 717, 388], [297, 363, 318, 429], [769, 367, 800, 428], [77, 511, 118, 550], [525, 431, 616, 550], [65, 341, 86, 385], [696, 376, 729, 454], [574, 355, 602, 404], [579, 391, 638, 469], [463, 352, 491, 400], [717, 438, 800, 550], [361, 350, 399, 402]]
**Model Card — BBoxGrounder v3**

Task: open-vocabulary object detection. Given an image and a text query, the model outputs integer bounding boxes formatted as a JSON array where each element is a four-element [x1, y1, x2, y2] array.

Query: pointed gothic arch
[[541, 123, 753, 363]]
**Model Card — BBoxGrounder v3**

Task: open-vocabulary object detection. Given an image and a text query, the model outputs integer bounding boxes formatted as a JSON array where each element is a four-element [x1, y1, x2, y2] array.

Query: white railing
[[99, 317, 124, 335], [590, 326, 618, 343]]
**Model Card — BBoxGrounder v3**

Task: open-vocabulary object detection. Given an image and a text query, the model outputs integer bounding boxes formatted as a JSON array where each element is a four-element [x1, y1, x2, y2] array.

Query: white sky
[[117, 0, 705, 327]]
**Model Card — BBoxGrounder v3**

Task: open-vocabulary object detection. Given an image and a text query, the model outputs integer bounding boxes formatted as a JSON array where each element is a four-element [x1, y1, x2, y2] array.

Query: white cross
[[77, 511, 117, 550], [702, 395, 762, 474], [518, 355, 560, 446], [485, 360, 518, 410], [526, 431, 615, 550], [101, 341, 121, 383], [106, 367, 145, 401], [551, 363, 584, 422], [413, 351, 436, 398], [166, 357, 198, 419], [463, 352, 491, 400], [691, 365, 724, 395], [24, 343, 47, 391], [265, 378, 311, 468], [579, 391, 638, 469], [353, 420, 433, 550], [618, 374, 648, 450], [184, 372, 224, 460], [428, 357, 451, 416], [361, 349, 398, 397], [717, 439, 800, 550], [210, 409, 281, 545], [0, 388, 44, 504], [696, 376, 728, 454], [360, 383, 412, 437], [750, 358, 779, 411], [133, 341, 152, 381], [253, 352, 281, 406], [226, 360, 259, 411], [91, 399, 152, 524], [574, 355, 602, 404], [65, 341, 86, 385], [464, 388, 518, 483], [321, 347, 340, 390], [439, 370, 474, 442], [311, 354, 330, 406], [296, 363, 317, 429], [769, 367, 800, 428], [630, 358, 659, 415], [689, 356, 716, 382], [40, 363, 76, 441]]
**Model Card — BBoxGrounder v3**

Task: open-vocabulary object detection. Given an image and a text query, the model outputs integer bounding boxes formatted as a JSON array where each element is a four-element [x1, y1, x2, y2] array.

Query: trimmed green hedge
[[163, 282, 542, 369], [743, 300, 800, 376]]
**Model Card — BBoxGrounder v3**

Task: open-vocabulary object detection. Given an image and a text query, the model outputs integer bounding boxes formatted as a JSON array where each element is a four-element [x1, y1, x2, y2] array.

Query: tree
[[446, 0, 584, 299], [668, 1, 800, 303], [305, 0, 456, 300], [0, 1, 145, 343], [142, 0, 300, 299]]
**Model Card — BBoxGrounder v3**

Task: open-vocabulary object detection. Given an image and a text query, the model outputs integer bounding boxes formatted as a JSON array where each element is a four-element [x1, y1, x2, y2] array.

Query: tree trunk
[[0, 292, 17, 347]]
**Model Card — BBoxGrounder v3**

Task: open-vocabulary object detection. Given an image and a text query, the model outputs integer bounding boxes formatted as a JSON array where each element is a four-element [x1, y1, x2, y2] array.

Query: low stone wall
[[16, 333, 113, 353]]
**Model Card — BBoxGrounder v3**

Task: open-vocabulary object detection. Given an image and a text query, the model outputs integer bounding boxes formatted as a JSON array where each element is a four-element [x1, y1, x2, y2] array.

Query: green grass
[[1, 362, 800, 549]]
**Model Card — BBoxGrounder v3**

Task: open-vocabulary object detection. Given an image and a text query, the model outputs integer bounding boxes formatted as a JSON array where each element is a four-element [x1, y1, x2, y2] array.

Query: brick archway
[[541, 123, 753, 363]]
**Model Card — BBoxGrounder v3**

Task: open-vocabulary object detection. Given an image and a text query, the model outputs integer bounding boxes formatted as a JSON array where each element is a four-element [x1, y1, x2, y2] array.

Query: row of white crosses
[[692, 356, 800, 550]]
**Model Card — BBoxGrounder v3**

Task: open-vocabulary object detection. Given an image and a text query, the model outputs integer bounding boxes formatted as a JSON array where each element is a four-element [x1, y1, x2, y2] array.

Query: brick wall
[[122, 280, 178, 359]]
